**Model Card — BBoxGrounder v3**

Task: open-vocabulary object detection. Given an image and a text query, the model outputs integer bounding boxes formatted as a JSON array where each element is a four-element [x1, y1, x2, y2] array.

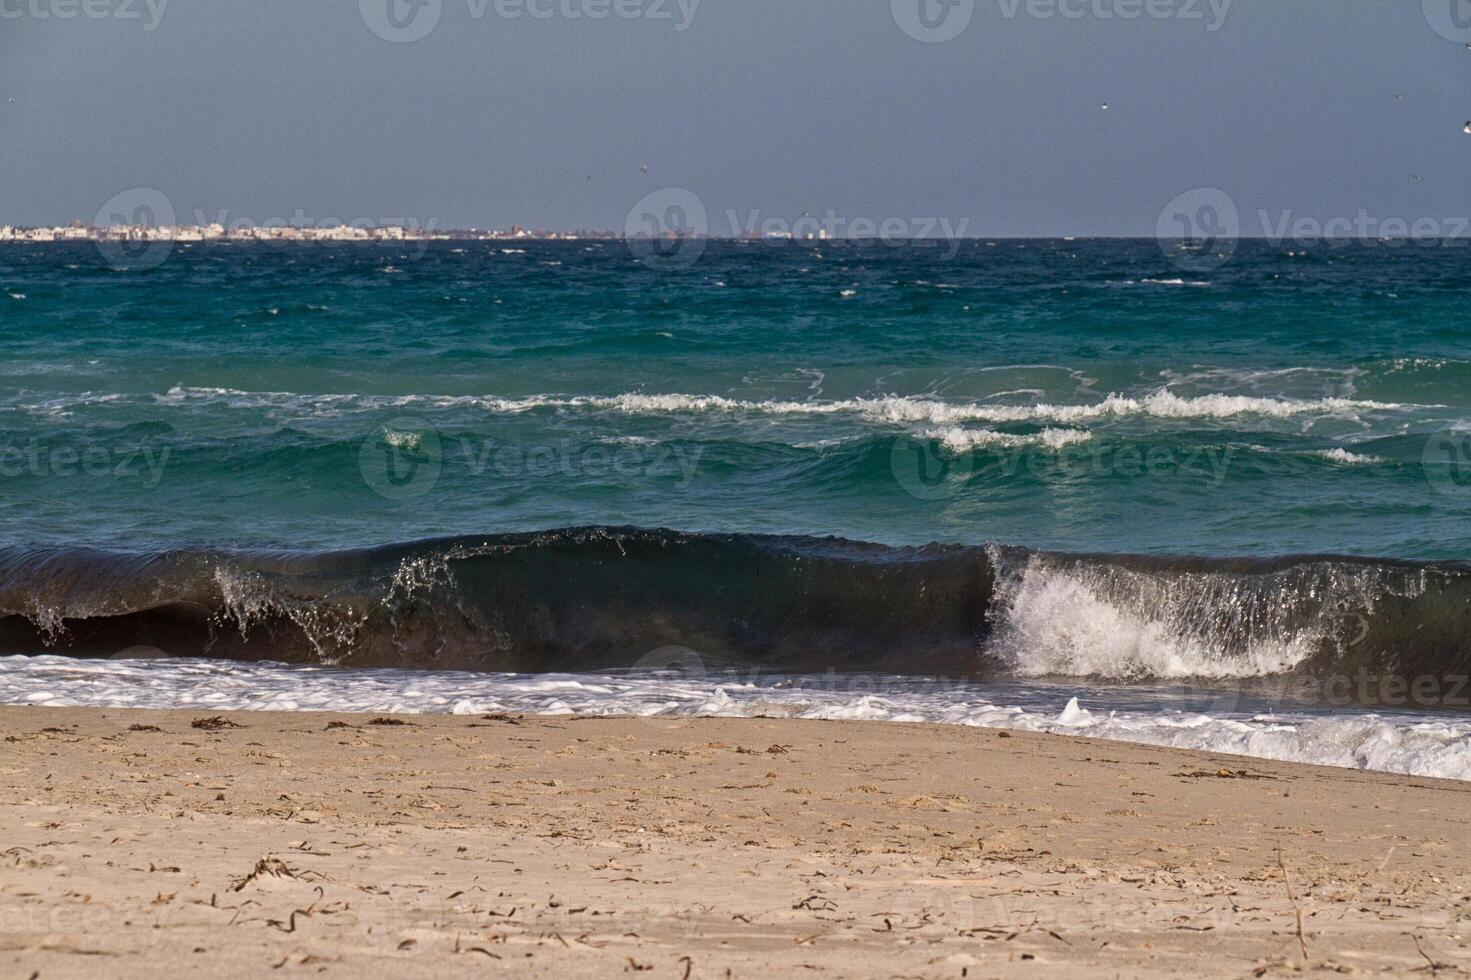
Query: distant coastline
[[0, 223, 932, 243], [0, 222, 617, 243]]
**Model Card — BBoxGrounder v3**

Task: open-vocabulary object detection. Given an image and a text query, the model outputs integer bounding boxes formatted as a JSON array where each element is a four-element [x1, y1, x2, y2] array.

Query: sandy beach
[[1, 705, 1468, 978]]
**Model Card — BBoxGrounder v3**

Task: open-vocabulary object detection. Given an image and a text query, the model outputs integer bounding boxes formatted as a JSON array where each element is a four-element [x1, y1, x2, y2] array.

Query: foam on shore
[[3, 655, 1469, 782]]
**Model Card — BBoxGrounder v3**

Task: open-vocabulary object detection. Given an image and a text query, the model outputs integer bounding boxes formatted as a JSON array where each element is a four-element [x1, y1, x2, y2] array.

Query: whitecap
[[1312, 448, 1383, 465]]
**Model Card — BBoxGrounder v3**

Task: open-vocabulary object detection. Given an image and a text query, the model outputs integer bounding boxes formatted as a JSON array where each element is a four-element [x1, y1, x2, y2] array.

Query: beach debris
[[192, 716, 241, 731], [288, 841, 332, 855], [265, 906, 315, 933], [127, 723, 163, 733], [271, 951, 336, 969], [453, 935, 501, 959], [1181, 768, 1274, 780], [1410, 933, 1457, 973], [1278, 847, 1310, 963], [367, 717, 413, 726], [231, 855, 298, 892]]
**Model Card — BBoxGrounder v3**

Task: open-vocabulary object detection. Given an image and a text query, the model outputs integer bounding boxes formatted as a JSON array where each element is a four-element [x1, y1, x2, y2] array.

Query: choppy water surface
[[2, 240, 1469, 777]]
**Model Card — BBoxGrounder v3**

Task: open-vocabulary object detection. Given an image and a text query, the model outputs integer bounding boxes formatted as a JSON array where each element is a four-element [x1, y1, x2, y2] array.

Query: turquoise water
[[8, 238, 1471, 775], [2, 238, 1469, 558]]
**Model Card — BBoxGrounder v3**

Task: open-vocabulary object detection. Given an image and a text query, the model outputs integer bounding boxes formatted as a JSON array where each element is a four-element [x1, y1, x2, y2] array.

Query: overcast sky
[[1, 0, 1467, 235]]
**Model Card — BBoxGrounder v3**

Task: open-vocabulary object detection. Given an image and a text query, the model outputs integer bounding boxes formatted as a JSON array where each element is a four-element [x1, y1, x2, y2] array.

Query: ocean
[[3, 238, 1471, 778]]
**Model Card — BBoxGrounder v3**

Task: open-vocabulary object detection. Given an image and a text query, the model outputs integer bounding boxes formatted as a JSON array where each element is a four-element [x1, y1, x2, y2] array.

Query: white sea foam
[[989, 559, 1318, 679], [924, 427, 1093, 453], [982, 548, 1416, 683], [381, 428, 422, 450], [1312, 448, 1383, 465], [575, 390, 1406, 425], [37, 386, 1421, 429], [3, 655, 1470, 781]]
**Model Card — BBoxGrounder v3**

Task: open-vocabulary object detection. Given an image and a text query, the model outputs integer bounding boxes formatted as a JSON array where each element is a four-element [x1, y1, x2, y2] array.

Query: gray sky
[[1, 0, 1467, 235]]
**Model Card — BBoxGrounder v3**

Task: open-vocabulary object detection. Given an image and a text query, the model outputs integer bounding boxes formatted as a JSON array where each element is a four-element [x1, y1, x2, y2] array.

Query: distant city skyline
[[2, 1, 1468, 236]]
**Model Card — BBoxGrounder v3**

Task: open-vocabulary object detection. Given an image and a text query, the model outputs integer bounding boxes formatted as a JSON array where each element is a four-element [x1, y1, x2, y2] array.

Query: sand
[[1, 705, 1468, 978]]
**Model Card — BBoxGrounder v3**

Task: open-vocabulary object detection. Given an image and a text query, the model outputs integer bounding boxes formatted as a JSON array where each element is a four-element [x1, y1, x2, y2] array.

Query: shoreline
[[7, 650, 1471, 782], [2, 706, 1468, 976]]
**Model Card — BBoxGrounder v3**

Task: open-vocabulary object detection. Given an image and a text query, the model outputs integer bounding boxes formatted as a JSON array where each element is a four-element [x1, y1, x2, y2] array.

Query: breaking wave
[[0, 529, 1468, 706]]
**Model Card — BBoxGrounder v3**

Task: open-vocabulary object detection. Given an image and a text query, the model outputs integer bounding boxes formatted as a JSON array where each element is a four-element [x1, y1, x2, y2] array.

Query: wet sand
[[1, 705, 1468, 977]]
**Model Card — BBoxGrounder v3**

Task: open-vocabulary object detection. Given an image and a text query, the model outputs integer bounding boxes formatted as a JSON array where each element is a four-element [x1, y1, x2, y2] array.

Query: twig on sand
[[1277, 846, 1309, 963], [1411, 933, 1461, 974], [453, 935, 502, 959]]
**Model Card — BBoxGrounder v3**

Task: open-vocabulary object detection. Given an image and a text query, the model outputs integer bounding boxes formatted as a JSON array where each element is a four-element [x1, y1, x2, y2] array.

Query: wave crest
[[0, 530, 1467, 701]]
